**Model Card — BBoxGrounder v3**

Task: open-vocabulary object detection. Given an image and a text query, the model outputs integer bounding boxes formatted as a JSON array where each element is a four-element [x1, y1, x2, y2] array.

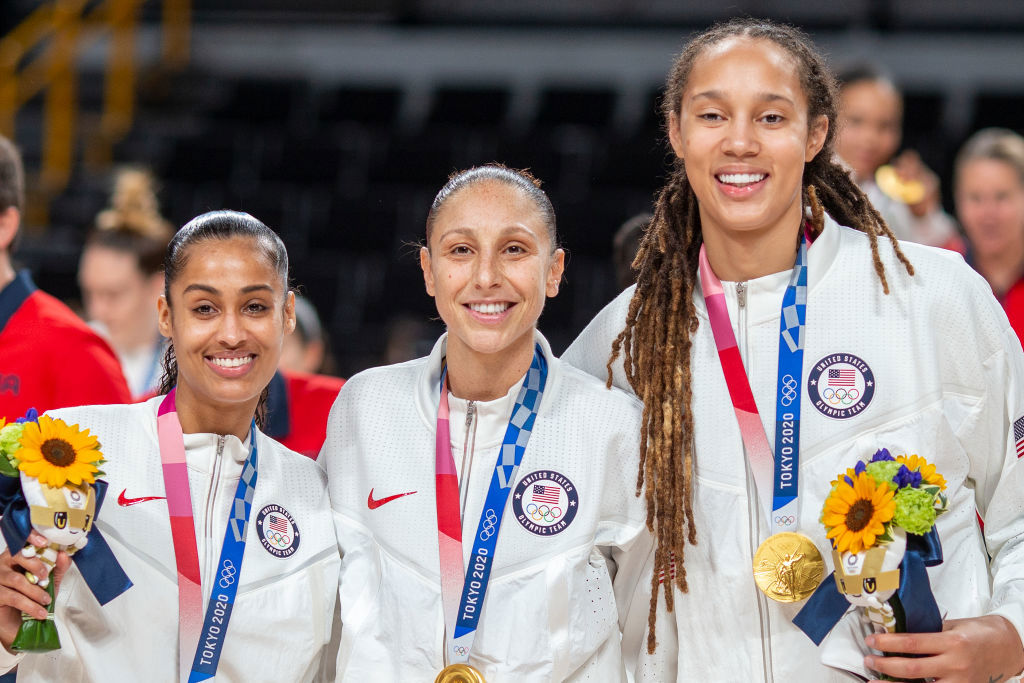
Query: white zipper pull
[[736, 282, 747, 308], [465, 401, 476, 429], [216, 434, 226, 458]]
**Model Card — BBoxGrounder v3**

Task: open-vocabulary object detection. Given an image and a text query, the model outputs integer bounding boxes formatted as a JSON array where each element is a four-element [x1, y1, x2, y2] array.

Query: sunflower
[[823, 471, 896, 554], [896, 453, 946, 490], [15, 416, 103, 487]]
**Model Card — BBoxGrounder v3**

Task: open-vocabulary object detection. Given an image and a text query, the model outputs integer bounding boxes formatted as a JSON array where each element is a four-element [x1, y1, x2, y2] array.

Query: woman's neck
[[172, 383, 257, 442], [700, 220, 802, 282], [975, 243, 1024, 296], [445, 333, 535, 402]]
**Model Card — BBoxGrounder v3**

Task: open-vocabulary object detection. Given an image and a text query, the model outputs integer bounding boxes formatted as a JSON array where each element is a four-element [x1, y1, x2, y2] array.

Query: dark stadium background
[[2, 0, 1022, 377]]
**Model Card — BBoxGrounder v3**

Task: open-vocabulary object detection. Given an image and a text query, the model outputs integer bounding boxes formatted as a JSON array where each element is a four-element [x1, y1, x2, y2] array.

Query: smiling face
[[158, 237, 295, 417], [420, 180, 564, 367], [835, 80, 902, 182], [956, 158, 1024, 259], [668, 37, 828, 249]]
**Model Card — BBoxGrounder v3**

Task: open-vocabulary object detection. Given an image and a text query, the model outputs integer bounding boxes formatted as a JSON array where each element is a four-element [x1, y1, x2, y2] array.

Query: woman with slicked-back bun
[[0, 210, 340, 681], [320, 164, 653, 680], [79, 168, 175, 398], [565, 18, 1024, 682]]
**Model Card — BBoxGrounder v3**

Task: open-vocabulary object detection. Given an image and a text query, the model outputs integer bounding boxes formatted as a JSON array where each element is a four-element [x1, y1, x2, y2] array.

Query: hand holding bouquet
[[794, 449, 947, 682], [0, 412, 104, 651]]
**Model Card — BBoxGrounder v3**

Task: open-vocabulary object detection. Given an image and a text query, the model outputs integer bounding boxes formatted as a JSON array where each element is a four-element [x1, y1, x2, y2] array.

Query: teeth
[[718, 173, 766, 185], [211, 356, 253, 368], [469, 302, 510, 315]]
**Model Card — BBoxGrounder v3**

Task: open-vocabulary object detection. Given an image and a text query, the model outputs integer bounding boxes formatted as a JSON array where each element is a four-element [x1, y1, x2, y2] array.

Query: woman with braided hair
[[565, 18, 1024, 682]]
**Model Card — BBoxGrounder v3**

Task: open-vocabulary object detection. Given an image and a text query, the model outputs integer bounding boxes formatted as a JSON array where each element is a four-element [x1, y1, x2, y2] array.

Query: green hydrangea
[[865, 460, 902, 490], [893, 487, 938, 535], [0, 423, 25, 458], [0, 423, 25, 477]]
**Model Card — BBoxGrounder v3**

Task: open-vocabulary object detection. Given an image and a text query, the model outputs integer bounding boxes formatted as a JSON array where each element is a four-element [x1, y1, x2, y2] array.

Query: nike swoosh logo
[[117, 489, 167, 507], [367, 488, 417, 510]]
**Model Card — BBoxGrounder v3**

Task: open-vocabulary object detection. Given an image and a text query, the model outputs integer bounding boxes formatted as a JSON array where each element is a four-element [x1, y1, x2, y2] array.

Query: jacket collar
[[414, 330, 560, 432], [693, 212, 844, 325], [0, 270, 36, 334]]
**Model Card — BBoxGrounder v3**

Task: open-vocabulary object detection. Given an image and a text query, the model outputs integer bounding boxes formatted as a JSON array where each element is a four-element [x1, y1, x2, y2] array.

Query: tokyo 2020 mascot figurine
[[0, 412, 131, 651]]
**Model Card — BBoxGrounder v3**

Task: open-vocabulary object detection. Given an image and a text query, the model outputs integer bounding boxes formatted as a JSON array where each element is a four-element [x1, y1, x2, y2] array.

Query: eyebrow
[[691, 90, 796, 107], [182, 284, 274, 295], [439, 225, 537, 239]]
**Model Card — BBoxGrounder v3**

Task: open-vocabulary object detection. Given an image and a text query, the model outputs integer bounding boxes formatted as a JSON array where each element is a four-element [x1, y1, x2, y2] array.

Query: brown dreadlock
[[610, 18, 916, 654]]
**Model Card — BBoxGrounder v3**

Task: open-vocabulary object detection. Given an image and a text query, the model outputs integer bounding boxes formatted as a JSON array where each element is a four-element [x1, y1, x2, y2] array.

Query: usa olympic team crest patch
[[807, 353, 875, 419], [512, 470, 579, 536], [256, 504, 299, 558]]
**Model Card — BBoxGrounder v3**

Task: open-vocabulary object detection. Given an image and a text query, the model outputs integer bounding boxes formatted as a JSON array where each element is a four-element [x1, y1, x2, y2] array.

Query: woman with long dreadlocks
[[565, 18, 1024, 682]]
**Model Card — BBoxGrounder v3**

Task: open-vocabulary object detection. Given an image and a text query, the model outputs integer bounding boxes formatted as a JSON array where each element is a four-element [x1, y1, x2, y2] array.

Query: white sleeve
[[618, 544, 678, 683], [562, 287, 635, 394], [972, 322, 1024, 649], [0, 647, 24, 674]]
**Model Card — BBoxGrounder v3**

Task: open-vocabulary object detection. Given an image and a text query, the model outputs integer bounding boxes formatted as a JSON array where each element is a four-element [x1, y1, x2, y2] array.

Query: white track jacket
[[0, 397, 339, 682], [564, 216, 1024, 682], [320, 332, 652, 681]]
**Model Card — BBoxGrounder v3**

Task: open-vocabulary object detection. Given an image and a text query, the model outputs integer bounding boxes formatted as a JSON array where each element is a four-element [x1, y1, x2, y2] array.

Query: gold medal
[[435, 663, 486, 683], [875, 165, 926, 205], [752, 532, 825, 603]]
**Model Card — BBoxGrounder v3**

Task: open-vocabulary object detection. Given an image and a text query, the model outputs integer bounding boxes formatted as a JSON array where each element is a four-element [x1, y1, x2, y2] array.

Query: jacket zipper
[[459, 402, 477, 520], [203, 435, 226, 601], [736, 282, 775, 682]]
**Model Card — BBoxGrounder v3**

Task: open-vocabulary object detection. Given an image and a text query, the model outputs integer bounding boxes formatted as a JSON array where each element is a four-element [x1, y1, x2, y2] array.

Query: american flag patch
[[828, 368, 857, 386], [532, 484, 560, 504], [1015, 416, 1024, 458], [268, 515, 289, 532]]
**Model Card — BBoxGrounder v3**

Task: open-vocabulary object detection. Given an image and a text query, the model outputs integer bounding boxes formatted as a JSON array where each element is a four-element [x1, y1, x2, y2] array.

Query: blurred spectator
[[0, 135, 131, 421], [279, 294, 334, 375], [612, 212, 650, 290], [266, 294, 344, 459], [384, 313, 438, 365], [955, 128, 1024, 342], [835, 64, 962, 251], [79, 168, 173, 398]]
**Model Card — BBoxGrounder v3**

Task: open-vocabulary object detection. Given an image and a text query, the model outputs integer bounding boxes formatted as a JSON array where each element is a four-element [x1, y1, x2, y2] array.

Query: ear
[[157, 295, 172, 338], [283, 290, 297, 336], [668, 110, 685, 160], [805, 114, 829, 162], [420, 246, 435, 297], [0, 207, 20, 252], [546, 249, 566, 298]]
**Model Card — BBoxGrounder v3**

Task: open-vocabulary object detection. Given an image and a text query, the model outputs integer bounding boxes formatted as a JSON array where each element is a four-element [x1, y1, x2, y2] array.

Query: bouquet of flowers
[[0, 410, 105, 651], [794, 448, 947, 682]]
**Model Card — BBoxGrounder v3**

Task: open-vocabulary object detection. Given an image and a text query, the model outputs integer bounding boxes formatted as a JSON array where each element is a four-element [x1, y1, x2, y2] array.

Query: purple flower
[[15, 408, 38, 424], [871, 448, 894, 463], [893, 465, 923, 489], [854, 461, 867, 475]]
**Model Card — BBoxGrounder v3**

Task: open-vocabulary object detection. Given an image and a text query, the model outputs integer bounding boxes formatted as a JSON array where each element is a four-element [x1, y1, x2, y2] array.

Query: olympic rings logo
[[774, 515, 796, 526], [779, 375, 799, 406], [526, 503, 562, 523], [453, 646, 469, 656], [822, 387, 860, 405], [478, 509, 499, 541], [219, 560, 237, 588], [266, 531, 291, 548]]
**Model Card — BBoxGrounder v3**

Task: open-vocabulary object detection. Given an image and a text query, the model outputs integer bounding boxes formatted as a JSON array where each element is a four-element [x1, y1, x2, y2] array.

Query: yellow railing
[[0, 0, 190, 222]]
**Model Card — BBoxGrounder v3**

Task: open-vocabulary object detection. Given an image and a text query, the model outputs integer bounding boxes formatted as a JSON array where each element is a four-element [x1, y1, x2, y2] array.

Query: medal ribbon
[[157, 390, 259, 682], [698, 235, 808, 534], [435, 344, 548, 666]]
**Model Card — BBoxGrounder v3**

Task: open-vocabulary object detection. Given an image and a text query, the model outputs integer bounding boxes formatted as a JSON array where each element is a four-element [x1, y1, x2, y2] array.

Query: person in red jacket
[[265, 295, 344, 459], [955, 128, 1024, 345], [0, 135, 131, 421]]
